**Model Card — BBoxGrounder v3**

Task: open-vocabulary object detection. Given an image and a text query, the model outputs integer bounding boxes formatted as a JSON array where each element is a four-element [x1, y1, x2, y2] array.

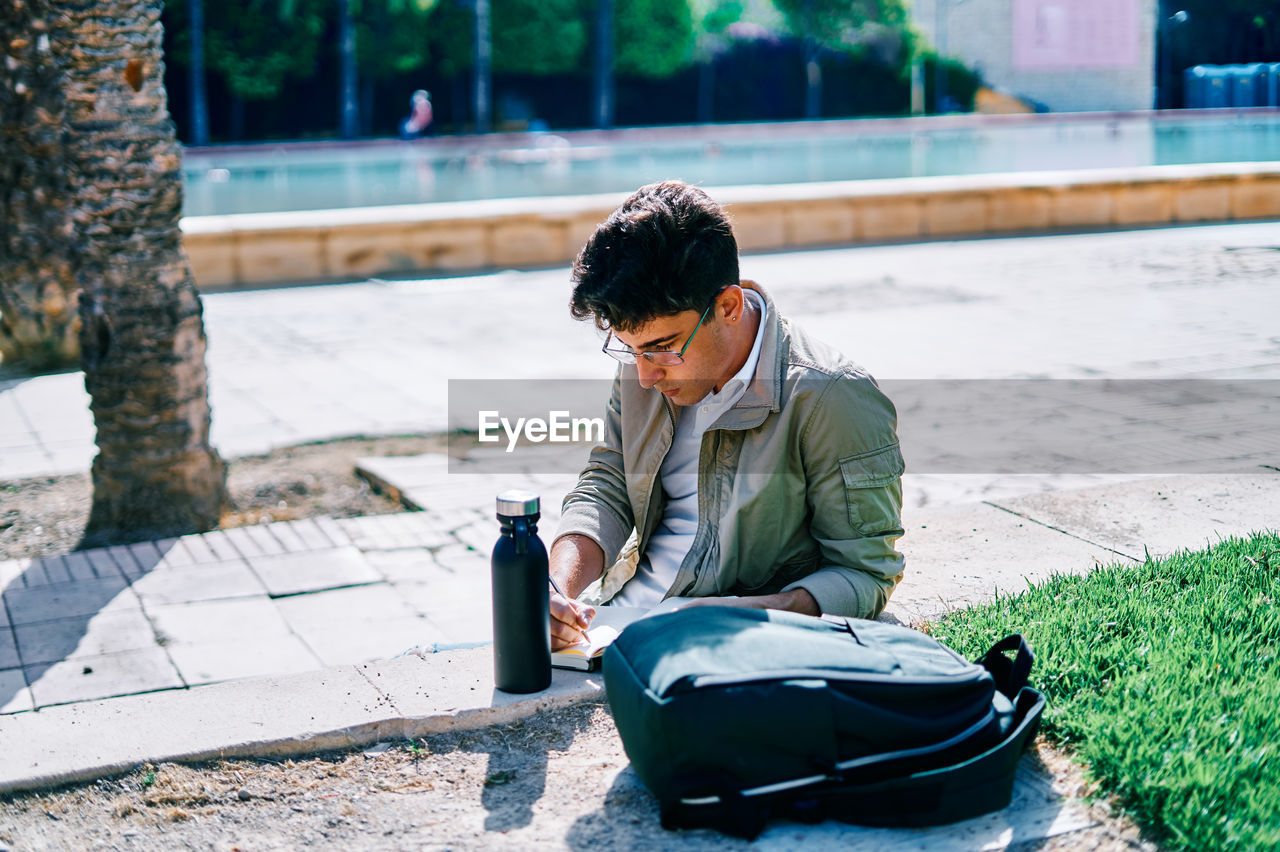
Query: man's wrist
[[775, 587, 820, 616]]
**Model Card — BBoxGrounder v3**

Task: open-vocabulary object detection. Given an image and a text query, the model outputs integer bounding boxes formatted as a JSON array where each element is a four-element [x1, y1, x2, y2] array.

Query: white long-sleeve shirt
[[612, 290, 768, 607]]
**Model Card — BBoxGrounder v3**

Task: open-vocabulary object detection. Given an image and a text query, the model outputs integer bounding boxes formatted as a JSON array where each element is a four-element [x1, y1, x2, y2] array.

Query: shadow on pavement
[[1, 543, 173, 713], [421, 699, 601, 834]]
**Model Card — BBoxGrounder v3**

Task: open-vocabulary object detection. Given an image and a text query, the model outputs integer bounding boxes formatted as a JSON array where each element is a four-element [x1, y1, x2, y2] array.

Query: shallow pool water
[[182, 112, 1280, 217]]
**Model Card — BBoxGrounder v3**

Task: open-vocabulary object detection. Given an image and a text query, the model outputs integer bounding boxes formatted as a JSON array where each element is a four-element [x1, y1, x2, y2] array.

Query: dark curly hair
[[569, 181, 739, 332]]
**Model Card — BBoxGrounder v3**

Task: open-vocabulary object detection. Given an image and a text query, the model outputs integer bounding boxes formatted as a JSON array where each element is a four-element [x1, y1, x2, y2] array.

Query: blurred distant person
[[400, 90, 434, 139]]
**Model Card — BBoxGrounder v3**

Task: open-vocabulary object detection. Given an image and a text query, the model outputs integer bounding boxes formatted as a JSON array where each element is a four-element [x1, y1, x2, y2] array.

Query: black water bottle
[[491, 490, 552, 693]]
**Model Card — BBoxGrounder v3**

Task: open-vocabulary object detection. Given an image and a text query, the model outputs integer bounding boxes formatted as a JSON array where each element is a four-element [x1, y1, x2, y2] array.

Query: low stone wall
[[181, 162, 1280, 290]]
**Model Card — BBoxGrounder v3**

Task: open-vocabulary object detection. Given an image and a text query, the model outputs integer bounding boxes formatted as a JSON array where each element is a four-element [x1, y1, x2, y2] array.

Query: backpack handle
[[978, 634, 1034, 699]]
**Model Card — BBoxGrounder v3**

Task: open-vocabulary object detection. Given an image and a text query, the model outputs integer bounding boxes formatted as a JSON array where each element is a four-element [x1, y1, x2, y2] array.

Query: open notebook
[[551, 597, 693, 671]]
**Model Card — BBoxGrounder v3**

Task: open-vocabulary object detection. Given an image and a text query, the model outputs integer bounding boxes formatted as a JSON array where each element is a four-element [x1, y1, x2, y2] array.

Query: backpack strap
[[978, 634, 1035, 699]]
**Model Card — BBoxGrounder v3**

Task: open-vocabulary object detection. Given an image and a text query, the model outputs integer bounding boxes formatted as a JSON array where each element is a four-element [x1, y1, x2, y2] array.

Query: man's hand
[[550, 592, 595, 650], [548, 533, 606, 650], [679, 587, 820, 616]]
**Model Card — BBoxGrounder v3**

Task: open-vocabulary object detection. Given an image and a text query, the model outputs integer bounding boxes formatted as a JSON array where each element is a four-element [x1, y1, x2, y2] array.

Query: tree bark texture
[[0, 0, 82, 370], [57, 0, 227, 543]]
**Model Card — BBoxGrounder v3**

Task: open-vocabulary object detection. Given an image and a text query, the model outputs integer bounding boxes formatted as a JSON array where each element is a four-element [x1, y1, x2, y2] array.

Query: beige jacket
[[557, 280, 905, 618]]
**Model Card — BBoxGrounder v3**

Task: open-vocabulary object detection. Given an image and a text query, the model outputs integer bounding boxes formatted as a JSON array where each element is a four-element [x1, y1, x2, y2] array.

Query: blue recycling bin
[[1228, 63, 1267, 107], [1184, 66, 1229, 109], [1267, 63, 1280, 107]]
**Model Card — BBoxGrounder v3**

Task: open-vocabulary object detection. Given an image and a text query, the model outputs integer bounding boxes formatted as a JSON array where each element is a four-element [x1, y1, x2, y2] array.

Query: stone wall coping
[[181, 161, 1280, 237]]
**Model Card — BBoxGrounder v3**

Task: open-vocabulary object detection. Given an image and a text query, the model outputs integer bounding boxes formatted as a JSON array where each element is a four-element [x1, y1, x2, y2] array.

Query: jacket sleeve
[[554, 372, 636, 564], [782, 370, 906, 619]]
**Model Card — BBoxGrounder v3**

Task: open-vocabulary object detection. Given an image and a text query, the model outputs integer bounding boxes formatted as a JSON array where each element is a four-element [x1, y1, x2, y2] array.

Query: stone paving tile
[[336, 513, 451, 551], [219, 526, 271, 560], [147, 597, 294, 647], [264, 520, 309, 553], [415, 507, 486, 534], [0, 446, 55, 481], [395, 578, 493, 645], [14, 609, 158, 665], [3, 577, 139, 626], [362, 549, 440, 583], [106, 546, 146, 580], [274, 584, 418, 632], [166, 636, 321, 687], [333, 516, 396, 551], [244, 524, 288, 557], [8, 559, 46, 588], [0, 559, 25, 594], [432, 543, 488, 574], [127, 541, 167, 573], [451, 519, 495, 555], [311, 516, 353, 548], [197, 529, 243, 563], [246, 547, 381, 598], [83, 548, 123, 579], [176, 532, 218, 564], [0, 628, 18, 669], [129, 559, 267, 607], [373, 513, 454, 550], [0, 667, 33, 715], [280, 518, 333, 551], [295, 614, 443, 667], [61, 552, 98, 582], [151, 538, 194, 568], [25, 647, 183, 708], [29, 557, 72, 585]]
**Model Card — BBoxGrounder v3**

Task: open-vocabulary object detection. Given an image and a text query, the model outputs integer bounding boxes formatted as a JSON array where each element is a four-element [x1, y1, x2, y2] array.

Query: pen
[[548, 574, 591, 634]]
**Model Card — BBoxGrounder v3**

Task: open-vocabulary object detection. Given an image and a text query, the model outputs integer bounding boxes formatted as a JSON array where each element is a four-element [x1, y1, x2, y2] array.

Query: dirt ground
[[0, 701, 1155, 852], [0, 435, 452, 562]]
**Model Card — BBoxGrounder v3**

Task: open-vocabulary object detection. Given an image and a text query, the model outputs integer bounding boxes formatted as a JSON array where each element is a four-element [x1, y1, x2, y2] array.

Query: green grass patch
[[930, 531, 1280, 851]]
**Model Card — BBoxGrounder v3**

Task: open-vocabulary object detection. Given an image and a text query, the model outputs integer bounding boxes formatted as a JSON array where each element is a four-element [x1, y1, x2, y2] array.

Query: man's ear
[[718, 285, 745, 322]]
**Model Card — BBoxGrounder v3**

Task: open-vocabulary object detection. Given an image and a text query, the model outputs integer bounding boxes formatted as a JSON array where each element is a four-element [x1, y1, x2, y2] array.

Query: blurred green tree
[[353, 0, 438, 134], [426, 0, 586, 129], [614, 0, 696, 76], [166, 0, 325, 140], [691, 0, 744, 122], [773, 0, 909, 118]]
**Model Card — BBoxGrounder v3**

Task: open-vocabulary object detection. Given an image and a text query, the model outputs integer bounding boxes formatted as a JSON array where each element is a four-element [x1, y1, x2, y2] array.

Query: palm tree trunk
[[0, 0, 81, 371], [58, 0, 228, 543]]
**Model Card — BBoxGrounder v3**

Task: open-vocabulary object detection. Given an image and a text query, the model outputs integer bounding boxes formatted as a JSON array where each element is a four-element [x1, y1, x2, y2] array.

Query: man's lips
[[660, 387, 679, 397]]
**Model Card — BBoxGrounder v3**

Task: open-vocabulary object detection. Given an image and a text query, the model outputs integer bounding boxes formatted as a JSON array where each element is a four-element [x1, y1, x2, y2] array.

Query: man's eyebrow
[[632, 332, 679, 351]]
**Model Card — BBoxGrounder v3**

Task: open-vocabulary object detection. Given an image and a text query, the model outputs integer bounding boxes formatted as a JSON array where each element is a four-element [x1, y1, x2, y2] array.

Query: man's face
[[612, 305, 733, 407]]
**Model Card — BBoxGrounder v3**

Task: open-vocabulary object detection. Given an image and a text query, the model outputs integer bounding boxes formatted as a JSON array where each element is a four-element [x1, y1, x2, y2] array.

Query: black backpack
[[601, 606, 1045, 839]]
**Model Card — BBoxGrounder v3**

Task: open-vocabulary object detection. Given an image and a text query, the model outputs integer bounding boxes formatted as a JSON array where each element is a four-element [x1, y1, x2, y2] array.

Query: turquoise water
[[182, 113, 1280, 217]]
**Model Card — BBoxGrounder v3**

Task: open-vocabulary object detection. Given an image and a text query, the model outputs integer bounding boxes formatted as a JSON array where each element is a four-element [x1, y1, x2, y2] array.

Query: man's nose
[[635, 357, 663, 389]]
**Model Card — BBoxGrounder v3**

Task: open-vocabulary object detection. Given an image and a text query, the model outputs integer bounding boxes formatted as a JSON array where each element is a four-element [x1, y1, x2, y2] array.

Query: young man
[[550, 180, 905, 649]]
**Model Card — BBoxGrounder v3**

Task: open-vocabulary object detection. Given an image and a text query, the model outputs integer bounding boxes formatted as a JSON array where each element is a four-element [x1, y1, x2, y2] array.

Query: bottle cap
[[496, 490, 540, 517]]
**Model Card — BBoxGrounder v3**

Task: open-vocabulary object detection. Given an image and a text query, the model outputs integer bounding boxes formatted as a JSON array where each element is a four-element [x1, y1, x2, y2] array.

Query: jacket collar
[[708, 279, 785, 432]]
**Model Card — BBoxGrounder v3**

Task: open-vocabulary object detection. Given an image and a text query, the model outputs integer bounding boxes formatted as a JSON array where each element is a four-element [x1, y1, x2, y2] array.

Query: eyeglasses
[[601, 302, 715, 366]]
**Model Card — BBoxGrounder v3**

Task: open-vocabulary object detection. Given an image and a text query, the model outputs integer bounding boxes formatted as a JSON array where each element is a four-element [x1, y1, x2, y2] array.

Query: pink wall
[[1012, 0, 1142, 70]]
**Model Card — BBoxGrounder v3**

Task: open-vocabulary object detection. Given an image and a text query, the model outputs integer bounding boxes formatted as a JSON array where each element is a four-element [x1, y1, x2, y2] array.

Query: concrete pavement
[[3, 221, 1280, 480], [2, 223, 1278, 845]]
